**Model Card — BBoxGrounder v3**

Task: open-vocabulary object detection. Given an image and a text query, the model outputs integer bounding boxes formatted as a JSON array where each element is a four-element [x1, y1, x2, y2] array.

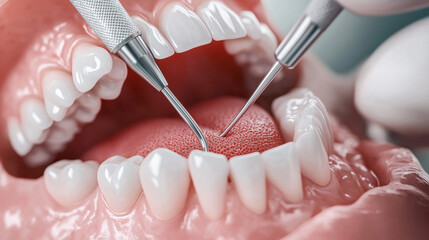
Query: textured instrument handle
[[70, 0, 139, 53], [305, 0, 343, 30]]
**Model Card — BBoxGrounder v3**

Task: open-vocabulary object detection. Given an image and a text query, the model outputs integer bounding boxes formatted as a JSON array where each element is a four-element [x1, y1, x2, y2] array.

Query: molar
[[230, 152, 266, 214], [44, 160, 99, 207], [132, 16, 174, 59], [72, 43, 113, 93], [188, 150, 229, 220], [42, 70, 82, 108], [197, 1, 246, 41], [98, 155, 143, 214], [240, 11, 262, 40], [73, 93, 102, 124], [139, 148, 190, 220], [7, 118, 32, 156], [159, 2, 212, 53], [93, 56, 128, 100], [261, 143, 304, 203]]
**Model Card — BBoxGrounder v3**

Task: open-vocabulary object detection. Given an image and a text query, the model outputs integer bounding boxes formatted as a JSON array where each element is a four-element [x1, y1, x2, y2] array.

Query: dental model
[[1, 0, 429, 239]]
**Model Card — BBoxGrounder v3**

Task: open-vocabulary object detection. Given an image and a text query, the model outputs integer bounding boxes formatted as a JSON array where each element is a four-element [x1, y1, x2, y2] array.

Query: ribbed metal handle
[[70, 0, 140, 53], [305, 0, 342, 30]]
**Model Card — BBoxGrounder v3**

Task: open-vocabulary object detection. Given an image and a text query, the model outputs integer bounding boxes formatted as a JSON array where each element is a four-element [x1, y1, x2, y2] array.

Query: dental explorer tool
[[220, 0, 343, 137], [69, 0, 209, 151]]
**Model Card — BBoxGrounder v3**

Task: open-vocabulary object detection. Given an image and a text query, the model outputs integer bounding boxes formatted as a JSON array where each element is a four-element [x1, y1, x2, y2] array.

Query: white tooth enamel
[[224, 38, 254, 55], [21, 118, 43, 144], [259, 24, 277, 55], [261, 143, 303, 203], [93, 56, 127, 100], [197, 1, 246, 41], [73, 93, 102, 123], [44, 98, 67, 122], [132, 16, 174, 59], [7, 118, 32, 156], [294, 124, 331, 186], [229, 152, 266, 214], [140, 148, 190, 220], [45, 119, 80, 147], [44, 160, 99, 207], [159, 3, 212, 53], [43, 70, 82, 108], [72, 43, 113, 93], [98, 155, 143, 214], [272, 88, 333, 151], [240, 11, 262, 40], [24, 146, 52, 167], [20, 98, 53, 130], [188, 150, 229, 220]]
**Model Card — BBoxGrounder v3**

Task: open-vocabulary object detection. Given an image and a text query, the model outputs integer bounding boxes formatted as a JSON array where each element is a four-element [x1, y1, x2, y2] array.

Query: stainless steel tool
[[70, 0, 209, 151], [220, 0, 343, 137]]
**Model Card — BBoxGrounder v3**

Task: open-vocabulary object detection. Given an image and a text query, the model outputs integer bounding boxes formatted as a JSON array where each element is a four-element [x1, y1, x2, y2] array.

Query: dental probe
[[69, 0, 209, 151], [220, 0, 343, 137]]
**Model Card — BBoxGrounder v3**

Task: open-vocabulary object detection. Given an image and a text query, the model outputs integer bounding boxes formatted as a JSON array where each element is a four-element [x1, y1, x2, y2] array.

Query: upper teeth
[[7, 1, 275, 161]]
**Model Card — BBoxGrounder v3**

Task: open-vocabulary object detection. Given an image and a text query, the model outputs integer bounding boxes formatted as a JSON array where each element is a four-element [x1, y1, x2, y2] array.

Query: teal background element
[[263, 0, 429, 172]]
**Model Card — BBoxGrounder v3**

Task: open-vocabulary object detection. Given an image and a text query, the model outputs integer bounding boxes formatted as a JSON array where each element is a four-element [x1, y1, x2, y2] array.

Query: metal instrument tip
[[219, 61, 283, 137], [162, 87, 209, 152]]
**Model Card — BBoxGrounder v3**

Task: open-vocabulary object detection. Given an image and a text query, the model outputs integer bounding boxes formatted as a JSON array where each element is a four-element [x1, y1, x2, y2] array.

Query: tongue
[[83, 97, 284, 162]]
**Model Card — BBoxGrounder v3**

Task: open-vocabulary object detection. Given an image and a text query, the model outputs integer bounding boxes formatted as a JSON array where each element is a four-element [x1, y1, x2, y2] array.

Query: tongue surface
[[83, 97, 284, 162]]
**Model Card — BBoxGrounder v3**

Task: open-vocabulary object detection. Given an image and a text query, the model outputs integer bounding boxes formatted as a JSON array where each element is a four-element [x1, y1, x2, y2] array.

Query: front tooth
[[7, 118, 32, 156], [197, 1, 246, 41], [44, 98, 67, 122], [261, 143, 303, 203], [42, 70, 82, 108], [132, 16, 174, 59], [294, 124, 331, 186], [98, 155, 143, 214], [140, 148, 190, 220], [72, 43, 113, 93], [73, 93, 102, 123], [93, 56, 127, 100], [188, 150, 229, 220], [159, 3, 212, 53], [230, 152, 266, 214], [240, 11, 262, 40], [44, 160, 99, 206]]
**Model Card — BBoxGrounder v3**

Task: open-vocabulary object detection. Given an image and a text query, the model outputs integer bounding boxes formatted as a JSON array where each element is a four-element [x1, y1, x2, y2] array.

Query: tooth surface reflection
[[295, 125, 331, 186], [93, 56, 128, 100], [140, 148, 190, 220], [197, 1, 246, 41], [132, 16, 174, 59], [230, 152, 266, 214], [20, 98, 53, 131], [241, 11, 262, 40], [98, 155, 143, 214], [189, 150, 229, 220], [44, 160, 99, 207], [42, 70, 81, 108], [159, 3, 212, 53], [262, 143, 303, 203], [7, 117, 32, 156], [72, 43, 113, 93]]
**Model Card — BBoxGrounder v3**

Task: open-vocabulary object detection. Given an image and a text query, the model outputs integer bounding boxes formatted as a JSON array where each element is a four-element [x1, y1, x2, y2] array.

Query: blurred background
[[263, 0, 429, 171]]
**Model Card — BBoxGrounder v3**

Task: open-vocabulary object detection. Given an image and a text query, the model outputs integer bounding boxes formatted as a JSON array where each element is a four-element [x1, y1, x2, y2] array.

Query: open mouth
[[1, 0, 428, 239]]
